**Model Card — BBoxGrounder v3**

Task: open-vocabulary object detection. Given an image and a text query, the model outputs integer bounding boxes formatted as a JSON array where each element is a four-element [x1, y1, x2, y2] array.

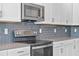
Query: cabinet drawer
[[62, 40, 74, 46], [53, 41, 63, 47], [0, 50, 8, 56], [8, 46, 30, 56], [53, 39, 74, 47]]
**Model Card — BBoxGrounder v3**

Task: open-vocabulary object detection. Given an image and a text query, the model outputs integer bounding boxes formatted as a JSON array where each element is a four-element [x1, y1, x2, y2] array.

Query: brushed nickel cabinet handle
[[52, 18, 54, 22], [17, 51, 24, 53], [66, 20, 68, 24], [61, 48, 63, 54], [0, 11, 2, 17]]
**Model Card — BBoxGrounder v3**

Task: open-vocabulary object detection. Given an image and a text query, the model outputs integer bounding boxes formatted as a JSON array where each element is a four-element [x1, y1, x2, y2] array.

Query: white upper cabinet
[[35, 3, 73, 25], [53, 3, 79, 25], [0, 3, 2, 17], [0, 4, 1, 11], [51, 3, 73, 25], [0, 3, 21, 22], [52, 3, 73, 25], [43, 3, 53, 22], [64, 3, 73, 25], [51, 3, 66, 24], [73, 3, 79, 25]]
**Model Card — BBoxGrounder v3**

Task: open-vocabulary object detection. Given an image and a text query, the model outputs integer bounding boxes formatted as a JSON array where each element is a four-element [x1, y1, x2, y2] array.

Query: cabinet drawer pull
[[52, 18, 54, 22], [17, 51, 24, 53], [66, 20, 68, 24], [0, 11, 2, 17], [61, 48, 63, 54]]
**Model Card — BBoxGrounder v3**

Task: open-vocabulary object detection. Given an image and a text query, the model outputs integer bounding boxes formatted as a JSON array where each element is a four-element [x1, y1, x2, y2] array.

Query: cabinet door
[[53, 46, 67, 56], [0, 3, 2, 17], [64, 45, 74, 56], [53, 42, 64, 56], [8, 46, 30, 56], [53, 46, 62, 56], [53, 40, 74, 56], [74, 39, 79, 56], [63, 40, 75, 56], [1, 3, 21, 22], [63, 3, 73, 25], [73, 3, 79, 25], [52, 3, 66, 24], [0, 3, 2, 11], [0, 50, 8, 56], [52, 3, 72, 25]]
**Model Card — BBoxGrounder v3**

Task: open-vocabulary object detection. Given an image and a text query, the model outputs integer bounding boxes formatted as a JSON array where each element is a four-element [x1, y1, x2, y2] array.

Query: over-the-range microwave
[[21, 3, 44, 21]]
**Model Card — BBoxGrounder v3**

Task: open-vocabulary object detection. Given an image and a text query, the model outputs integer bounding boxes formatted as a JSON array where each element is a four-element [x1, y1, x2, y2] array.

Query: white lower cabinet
[[8, 46, 30, 56], [53, 40, 74, 56], [0, 50, 8, 56], [53, 46, 61, 56], [0, 46, 30, 56], [73, 39, 79, 56]]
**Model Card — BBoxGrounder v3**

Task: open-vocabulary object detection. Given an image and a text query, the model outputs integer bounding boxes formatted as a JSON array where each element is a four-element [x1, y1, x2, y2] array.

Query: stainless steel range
[[13, 30, 53, 56]]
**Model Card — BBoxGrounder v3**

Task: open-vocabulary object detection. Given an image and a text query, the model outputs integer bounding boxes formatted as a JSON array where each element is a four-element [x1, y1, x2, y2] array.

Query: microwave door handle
[[32, 44, 52, 49]]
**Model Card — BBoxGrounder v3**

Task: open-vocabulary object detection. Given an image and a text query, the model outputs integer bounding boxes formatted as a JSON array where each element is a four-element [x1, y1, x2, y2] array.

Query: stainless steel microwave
[[21, 3, 44, 21]]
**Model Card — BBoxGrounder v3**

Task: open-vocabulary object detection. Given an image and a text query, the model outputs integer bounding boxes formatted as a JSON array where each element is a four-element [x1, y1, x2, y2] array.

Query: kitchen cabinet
[[35, 3, 73, 25], [0, 4, 1, 11], [73, 3, 79, 25], [64, 43, 74, 56], [0, 50, 8, 56], [36, 3, 79, 25], [53, 46, 62, 56], [0, 3, 2, 11], [53, 42, 64, 56], [52, 3, 73, 25], [73, 38, 79, 56], [53, 40, 74, 56], [0, 3, 2, 17], [0, 3, 21, 22], [8, 46, 30, 56], [0, 46, 30, 56], [51, 3, 66, 24]]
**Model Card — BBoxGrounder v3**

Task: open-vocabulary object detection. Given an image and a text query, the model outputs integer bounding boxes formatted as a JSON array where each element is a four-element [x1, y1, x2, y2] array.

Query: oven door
[[31, 44, 53, 56]]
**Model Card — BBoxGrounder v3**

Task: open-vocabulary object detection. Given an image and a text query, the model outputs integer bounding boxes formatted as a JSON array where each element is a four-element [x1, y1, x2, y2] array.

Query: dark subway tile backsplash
[[36, 25, 70, 40], [0, 22, 78, 44]]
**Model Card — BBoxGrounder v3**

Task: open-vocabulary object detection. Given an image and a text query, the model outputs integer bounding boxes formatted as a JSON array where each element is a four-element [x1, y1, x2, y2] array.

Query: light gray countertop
[[0, 37, 79, 51], [0, 43, 30, 51], [38, 37, 79, 42]]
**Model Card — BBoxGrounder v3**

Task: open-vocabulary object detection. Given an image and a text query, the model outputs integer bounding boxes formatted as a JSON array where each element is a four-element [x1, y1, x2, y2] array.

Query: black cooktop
[[14, 40, 53, 46]]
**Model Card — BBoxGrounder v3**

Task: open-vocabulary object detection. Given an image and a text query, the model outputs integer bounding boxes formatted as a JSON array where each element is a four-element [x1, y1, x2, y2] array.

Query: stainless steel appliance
[[13, 30, 53, 56], [13, 30, 37, 43], [31, 40, 53, 56], [21, 3, 44, 21]]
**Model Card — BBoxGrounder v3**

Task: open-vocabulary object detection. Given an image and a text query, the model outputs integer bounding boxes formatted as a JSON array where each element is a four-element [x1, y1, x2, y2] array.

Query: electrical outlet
[[39, 28, 42, 33], [65, 29, 67, 32], [33, 31, 37, 34], [4, 28, 8, 34], [54, 28, 56, 33], [74, 28, 77, 32]]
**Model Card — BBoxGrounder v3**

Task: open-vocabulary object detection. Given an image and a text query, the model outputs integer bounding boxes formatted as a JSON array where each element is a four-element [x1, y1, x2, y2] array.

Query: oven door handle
[[32, 44, 53, 49]]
